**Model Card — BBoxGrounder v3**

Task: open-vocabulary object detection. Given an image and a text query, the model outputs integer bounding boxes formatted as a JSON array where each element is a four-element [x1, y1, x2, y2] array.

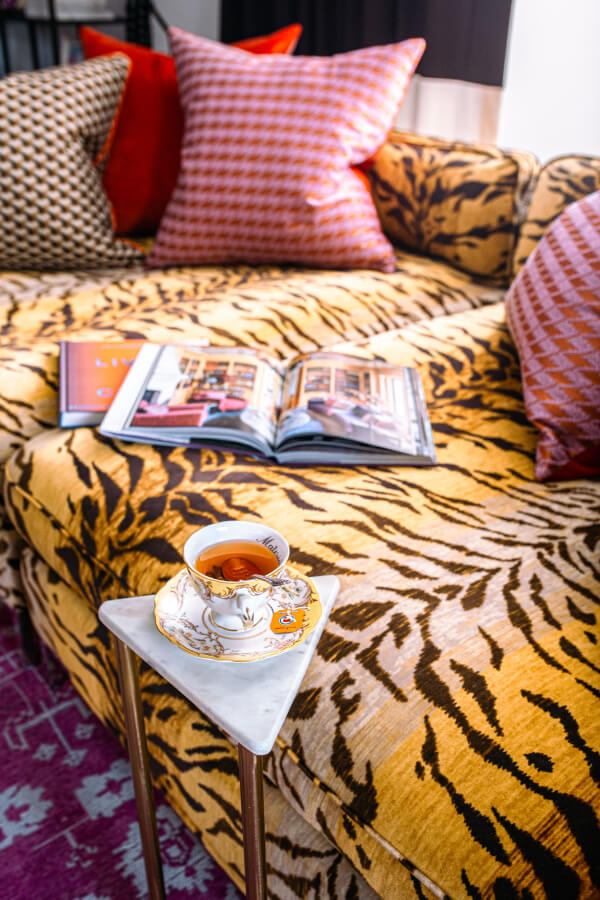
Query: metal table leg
[[114, 637, 166, 900], [238, 745, 267, 900]]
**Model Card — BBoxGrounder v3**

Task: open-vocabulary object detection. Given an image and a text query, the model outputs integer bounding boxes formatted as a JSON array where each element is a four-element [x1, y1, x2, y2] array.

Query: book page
[[276, 352, 423, 455], [121, 345, 282, 447]]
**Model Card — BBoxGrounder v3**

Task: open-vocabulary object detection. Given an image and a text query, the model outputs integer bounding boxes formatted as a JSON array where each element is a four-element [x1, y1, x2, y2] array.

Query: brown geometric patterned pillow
[[0, 55, 143, 270]]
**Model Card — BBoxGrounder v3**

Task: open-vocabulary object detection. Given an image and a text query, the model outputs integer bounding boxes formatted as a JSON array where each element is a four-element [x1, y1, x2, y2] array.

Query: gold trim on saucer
[[154, 566, 322, 662]]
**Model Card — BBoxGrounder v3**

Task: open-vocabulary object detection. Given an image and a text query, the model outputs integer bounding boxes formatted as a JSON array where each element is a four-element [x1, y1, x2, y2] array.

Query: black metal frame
[[0, 0, 168, 74]]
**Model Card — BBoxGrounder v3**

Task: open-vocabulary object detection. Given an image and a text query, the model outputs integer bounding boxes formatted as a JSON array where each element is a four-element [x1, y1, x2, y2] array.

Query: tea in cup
[[183, 520, 289, 631]]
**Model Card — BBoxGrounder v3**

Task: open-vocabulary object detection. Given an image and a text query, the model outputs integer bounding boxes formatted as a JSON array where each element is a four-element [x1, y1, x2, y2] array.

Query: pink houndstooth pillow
[[506, 190, 600, 481], [146, 29, 425, 272]]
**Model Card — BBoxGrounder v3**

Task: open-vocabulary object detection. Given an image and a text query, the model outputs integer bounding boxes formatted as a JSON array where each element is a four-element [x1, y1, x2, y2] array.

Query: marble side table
[[99, 575, 340, 900]]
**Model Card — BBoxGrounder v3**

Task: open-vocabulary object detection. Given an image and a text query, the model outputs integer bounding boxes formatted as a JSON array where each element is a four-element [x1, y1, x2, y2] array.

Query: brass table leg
[[238, 745, 267, 900], [114, 637, 166, 900]]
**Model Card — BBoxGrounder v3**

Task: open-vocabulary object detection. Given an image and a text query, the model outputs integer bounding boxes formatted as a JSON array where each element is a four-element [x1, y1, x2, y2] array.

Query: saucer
[[154, 566, 322, 662]]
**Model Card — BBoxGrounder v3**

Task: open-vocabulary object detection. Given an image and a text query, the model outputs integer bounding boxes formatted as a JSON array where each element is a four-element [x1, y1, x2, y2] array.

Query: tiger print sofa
[[1, 132, 599, 899]]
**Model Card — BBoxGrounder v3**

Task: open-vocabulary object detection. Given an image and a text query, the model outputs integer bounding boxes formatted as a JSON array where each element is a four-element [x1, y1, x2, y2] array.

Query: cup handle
[[235, 587, 269, 627]]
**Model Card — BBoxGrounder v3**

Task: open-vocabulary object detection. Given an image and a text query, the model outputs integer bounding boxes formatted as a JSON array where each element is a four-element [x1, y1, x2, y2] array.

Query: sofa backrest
[[512, 154, 600, 277], [368, 131, 539, 286]]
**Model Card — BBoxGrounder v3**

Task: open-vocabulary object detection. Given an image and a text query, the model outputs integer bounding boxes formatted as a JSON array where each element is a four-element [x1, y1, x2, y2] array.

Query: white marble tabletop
[[99, 575, 339, 756]]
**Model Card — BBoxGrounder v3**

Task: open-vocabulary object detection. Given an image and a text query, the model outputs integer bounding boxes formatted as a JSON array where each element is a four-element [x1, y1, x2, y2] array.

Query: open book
[[99, 344, 437, 466]]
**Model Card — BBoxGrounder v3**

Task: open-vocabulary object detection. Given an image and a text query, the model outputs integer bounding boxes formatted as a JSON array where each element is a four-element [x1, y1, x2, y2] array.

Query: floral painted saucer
[[154, 566, 322, 662]]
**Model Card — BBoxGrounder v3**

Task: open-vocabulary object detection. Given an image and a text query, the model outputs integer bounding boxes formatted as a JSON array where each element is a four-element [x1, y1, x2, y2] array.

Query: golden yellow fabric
[[0, 249, 503, 348], [0, 249, 504, 611], [5, 303, 600, 899], [0, 265, 145, 307], [512, 154, 600, 276], [369, 131, 539, 284]]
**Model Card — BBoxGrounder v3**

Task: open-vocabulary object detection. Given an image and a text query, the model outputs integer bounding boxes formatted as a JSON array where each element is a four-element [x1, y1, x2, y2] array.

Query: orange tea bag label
[[270, 609, 304, 634]]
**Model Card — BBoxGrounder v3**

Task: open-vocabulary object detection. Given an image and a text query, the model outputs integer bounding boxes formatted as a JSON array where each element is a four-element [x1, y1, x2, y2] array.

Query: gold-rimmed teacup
[[183, 520, 289, 631]]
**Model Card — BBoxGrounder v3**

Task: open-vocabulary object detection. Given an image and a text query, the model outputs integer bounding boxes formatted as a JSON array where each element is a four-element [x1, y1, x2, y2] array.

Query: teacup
[[183, 520, 289, 631]]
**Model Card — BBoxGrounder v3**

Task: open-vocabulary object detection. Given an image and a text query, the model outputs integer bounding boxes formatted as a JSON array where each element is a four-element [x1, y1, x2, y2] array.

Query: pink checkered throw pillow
[[506, 190, 600, 481], [146, 29, 425, 272]]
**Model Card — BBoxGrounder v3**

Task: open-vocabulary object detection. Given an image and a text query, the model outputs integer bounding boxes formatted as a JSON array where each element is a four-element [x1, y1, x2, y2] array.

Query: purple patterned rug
[[0, 606, 242, 900]]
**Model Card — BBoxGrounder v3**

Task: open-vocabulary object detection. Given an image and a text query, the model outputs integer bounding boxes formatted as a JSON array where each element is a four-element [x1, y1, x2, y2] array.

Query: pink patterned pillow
[[146, 29, 425, 272], [506, 190, 600, 481]]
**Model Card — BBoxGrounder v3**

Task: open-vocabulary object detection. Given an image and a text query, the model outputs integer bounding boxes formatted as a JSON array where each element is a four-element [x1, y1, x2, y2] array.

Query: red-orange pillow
[[79, 24, 302, 235]]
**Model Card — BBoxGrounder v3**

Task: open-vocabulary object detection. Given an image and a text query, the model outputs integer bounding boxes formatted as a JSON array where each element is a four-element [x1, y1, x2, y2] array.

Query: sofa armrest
[[512, 154, 600, 276], [369, 131, 539, 285]]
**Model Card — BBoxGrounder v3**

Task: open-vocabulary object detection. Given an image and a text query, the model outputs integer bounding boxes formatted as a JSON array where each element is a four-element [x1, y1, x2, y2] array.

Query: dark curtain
[[221, 0, 512, 87]]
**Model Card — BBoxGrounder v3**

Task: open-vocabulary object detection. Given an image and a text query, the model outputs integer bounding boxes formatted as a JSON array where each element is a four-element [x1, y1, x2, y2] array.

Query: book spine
[[58, 341, 68, 423]]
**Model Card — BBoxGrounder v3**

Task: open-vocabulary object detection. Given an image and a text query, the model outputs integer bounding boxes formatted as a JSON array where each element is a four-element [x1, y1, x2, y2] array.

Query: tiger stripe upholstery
[[512, 155, 600, 276], [368, 132, 539, 283], [0, 247, 505, 613], [1, 133, 599, 899]]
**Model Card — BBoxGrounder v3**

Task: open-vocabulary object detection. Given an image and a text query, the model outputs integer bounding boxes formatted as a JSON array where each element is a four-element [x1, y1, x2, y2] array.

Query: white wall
[[497, 0, 600, 162], [396, 75, 502, 145], [151, 0, 220, 53]]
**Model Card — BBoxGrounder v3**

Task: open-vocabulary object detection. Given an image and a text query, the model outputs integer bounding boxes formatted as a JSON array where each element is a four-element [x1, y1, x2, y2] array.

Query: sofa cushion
[[147, 30, 424, 272], [0, 247, 504, 348], [0, 266, 146, 308], [0, 249, 504, 614], [0, 340, 59, 610], [5, 303, 600, 899], [506, 191, 600, 481], [513, 154, 600, 276], [0, 55, 143, 271], [79, 24, 302, 236], [368, 131, 539, 284]]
